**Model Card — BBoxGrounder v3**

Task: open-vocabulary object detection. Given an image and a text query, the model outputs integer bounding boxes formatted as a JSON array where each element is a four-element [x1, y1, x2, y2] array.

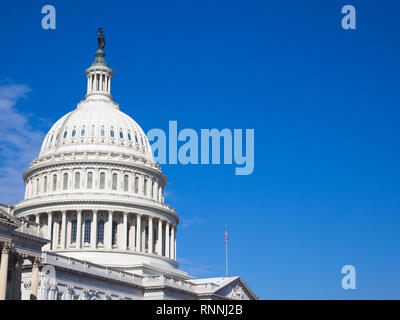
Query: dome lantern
[[85, 28, 114, 101]]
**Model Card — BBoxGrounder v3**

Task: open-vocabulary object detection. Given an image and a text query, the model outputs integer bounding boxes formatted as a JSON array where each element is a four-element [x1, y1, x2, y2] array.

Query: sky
[[1, 0, 400, 299]]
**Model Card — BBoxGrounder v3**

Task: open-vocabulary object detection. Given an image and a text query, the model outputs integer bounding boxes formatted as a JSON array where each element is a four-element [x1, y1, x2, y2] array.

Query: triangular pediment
[[213, 277, 258, 300], [0, 206, 20, 228]]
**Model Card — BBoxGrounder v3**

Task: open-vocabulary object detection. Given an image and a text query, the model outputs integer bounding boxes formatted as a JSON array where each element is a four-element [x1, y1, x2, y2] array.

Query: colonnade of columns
[[0, 242, 40, 300], [31, 210, 177, 260], [87, 72, 111, 95]]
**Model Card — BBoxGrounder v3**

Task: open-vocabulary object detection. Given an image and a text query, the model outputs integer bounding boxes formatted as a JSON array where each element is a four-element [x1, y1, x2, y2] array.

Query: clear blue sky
[[1, 0, 400, 299]]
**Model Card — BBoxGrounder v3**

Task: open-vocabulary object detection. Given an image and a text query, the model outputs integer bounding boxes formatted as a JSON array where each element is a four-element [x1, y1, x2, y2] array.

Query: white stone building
[[8, 35, 257, 300]]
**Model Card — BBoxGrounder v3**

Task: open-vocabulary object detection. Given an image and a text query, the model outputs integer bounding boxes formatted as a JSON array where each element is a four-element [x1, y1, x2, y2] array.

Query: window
[[101, 128, 105, 137], [87, 172, 93, 189], [134, 177, 139, 193], [134, 135, 138, 143], [50, 134, 54, 142], [63, 173, 68, 190], [112, 173, 118, 190], [56, 133, 60, 140], [72, 129, 76, 137], [119, 131, 123, 139], [63, 131, 68, 139], [128, 133, 132, 141], [100, 172, 105, 189], [110, 129, 115, 138], [57, 224, 62, 247], [71, 220, 77, 243], [74, 172, 80, 189], [36, 178, 40, 195], [53, 174, 57, 191], [84, 220, 91, 244], [81, 128, 86, 137], [97, 220, 105, 244], [124, 175, 128, 192], [144, 178, 147, 196], [44, 176, 47, 193], [112, 221, 118, 246], [127, 223, 131, 247]]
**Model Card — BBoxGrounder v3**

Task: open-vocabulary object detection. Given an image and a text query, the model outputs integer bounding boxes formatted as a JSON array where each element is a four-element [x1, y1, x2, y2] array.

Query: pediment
[[214, 277, 258, 300], [0, 207, 20, 228]]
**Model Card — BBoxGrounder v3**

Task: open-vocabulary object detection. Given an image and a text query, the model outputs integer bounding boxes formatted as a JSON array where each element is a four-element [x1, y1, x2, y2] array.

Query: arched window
[[84, 220, 91, 244], [63, 130, 68, 139], [87, 172, 93, 189], [44, 176, 47, 193], [101, 128, 105, 137], [81, 128, 86, 137], [72, 129, 76, 137], [63, 173, 68, 190], [134, 176, 139, 193], [112, 173, 118, 190], [112, 221, 118, 246], [74, 172, 80, 189], [71, 220, 77, 244], [124, 175, 129, 192], [100, 172, 105, 189], [128, 133, 132, 141], [53, 174, 57, 191], [110, 129, 115, 138], [144, 178, 148, 196], [134, 135, 138, 143], [119, 131, 123, 139], [97, 220, 105, 244]]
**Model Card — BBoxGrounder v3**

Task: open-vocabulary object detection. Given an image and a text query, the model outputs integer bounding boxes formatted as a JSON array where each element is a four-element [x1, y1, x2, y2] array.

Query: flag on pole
[[225, 224, 228, 277]]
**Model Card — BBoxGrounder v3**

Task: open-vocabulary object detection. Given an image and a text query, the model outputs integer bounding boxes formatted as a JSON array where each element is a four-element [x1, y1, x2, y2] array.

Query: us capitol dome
[[2, 31, 257, 300], [13, 35, 181, 277]]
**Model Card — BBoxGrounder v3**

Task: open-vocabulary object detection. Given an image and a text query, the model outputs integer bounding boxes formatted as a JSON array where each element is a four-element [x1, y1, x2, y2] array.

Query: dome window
[[63, 131, 68, 139], [134, 135, 138, 143], [50, 134, 54, 142], [128, 133, 132, 141], [101, 128, 105, 137], [81, 128, 86, 137], [120, 131, 123, 139], [56, 133, 60, 141], [72, 129, 76, 137], [110, 130, 115, 138]]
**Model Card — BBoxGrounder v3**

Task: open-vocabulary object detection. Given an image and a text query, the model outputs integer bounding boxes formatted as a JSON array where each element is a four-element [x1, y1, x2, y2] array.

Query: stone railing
[[42, 252, 143, 286], [17, 219, 43, 237], [41, 252, 218, 294]]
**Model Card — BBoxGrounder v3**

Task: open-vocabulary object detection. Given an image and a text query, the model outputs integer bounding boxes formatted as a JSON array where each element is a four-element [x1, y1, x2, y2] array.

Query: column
[[136, 214, 141, 252], [13, 255, 23, 300], [157, 219, 163, 255], [91, 210, 98, 249], [61, 211, 67, 250], [106, 211, 113, 249], [139, 176, 144, 196], [30, 257, 40, 300], [148, 216, 153, 254], [0, 243, 11, 300], [47, 212, 53, 250], [130, 215, 136, 251], [122, 211, 128, 250], [35, 213, 40, 224], [171, 225, 175, 260], [76, 210, 82, 249], [165, 222, 170, 258]]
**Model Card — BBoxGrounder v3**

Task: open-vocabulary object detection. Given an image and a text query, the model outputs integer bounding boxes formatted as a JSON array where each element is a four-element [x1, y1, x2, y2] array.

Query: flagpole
[[225, 224, 228, 277]]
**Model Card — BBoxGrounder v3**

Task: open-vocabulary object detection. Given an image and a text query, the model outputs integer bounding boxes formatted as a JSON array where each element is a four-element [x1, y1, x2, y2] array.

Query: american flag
[[225, 225, 228, 245]]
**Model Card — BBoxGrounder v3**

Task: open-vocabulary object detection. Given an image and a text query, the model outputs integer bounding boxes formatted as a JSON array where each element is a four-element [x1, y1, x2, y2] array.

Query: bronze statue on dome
[[98, 28, 105, 50]]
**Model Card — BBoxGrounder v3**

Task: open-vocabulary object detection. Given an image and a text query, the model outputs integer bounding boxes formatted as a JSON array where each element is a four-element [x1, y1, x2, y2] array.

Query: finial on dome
[[85, 28, 114, 100], [91, 28, 108, 67]]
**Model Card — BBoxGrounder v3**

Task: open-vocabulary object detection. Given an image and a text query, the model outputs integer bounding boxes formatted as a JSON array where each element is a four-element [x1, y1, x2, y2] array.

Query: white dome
[[39, 98, 154, 162]]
